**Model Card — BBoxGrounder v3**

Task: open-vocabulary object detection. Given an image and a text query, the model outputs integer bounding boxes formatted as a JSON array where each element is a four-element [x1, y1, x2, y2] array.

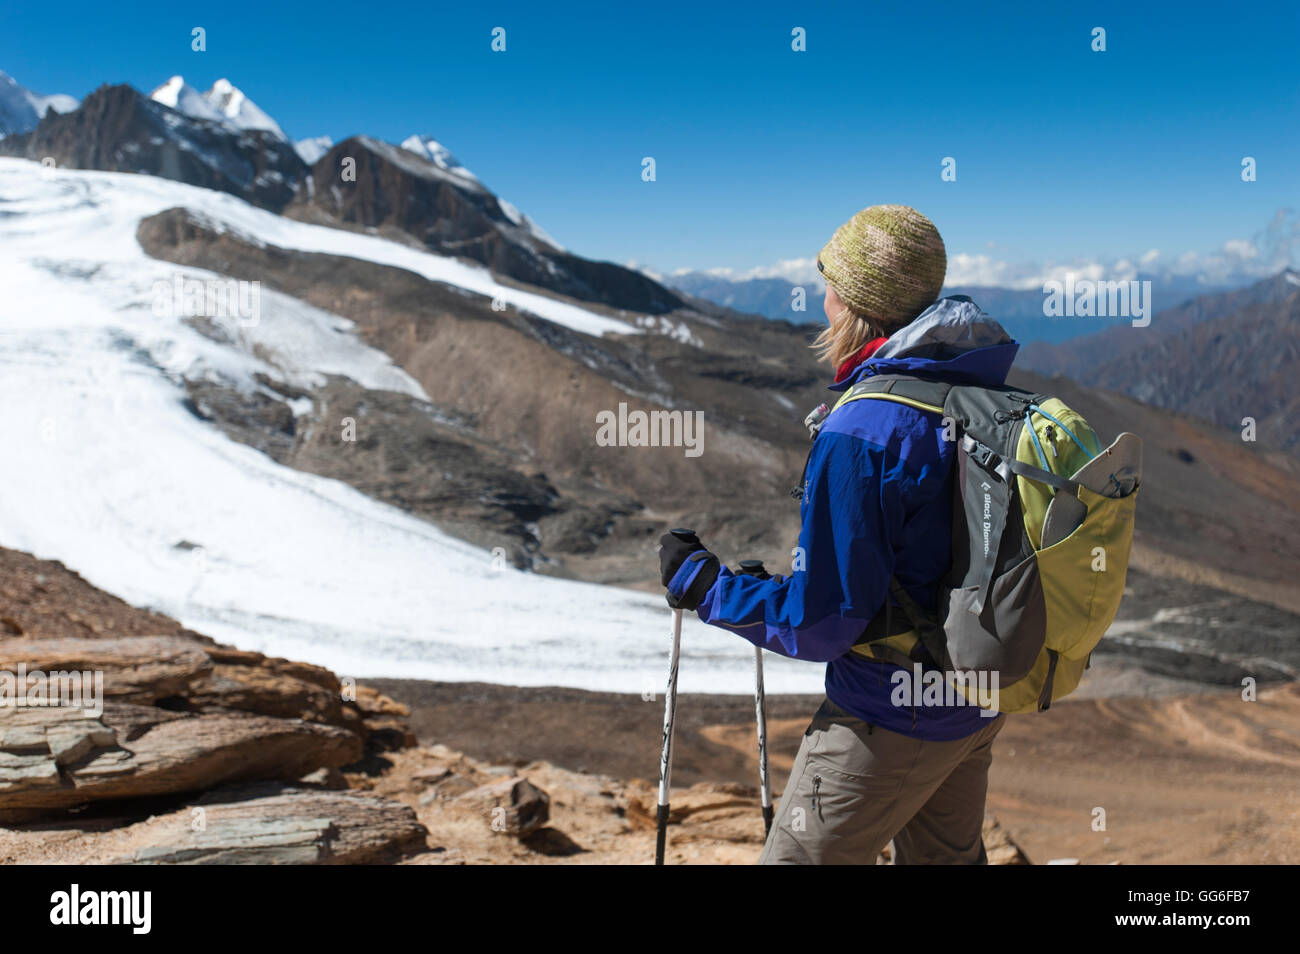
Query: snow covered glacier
[[0, 158, 822, 694]]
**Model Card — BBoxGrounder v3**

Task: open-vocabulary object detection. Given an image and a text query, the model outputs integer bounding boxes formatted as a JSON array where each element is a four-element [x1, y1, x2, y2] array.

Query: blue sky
[[3, 0, 1297, 284]]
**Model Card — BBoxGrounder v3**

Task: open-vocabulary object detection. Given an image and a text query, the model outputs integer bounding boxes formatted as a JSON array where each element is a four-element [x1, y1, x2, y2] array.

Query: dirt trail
[[984, 683, 1300, 864], [374, 678, 1300, 865]]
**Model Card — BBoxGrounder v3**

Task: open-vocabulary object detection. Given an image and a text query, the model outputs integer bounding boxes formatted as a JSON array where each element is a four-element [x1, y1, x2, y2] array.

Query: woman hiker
[[658, 205, 1017, 865]]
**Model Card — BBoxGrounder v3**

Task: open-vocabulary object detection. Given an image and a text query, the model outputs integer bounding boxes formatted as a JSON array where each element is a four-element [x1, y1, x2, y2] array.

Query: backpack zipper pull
[[1045, 425, 1059, 458]]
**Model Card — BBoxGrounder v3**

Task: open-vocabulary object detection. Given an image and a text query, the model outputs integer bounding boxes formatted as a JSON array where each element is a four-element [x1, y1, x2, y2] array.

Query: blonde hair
[[812, 300, 898, 368]]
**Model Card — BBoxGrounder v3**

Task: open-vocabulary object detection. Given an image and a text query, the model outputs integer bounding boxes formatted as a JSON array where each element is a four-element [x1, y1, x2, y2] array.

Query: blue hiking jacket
[[669, 297, 1018, 740]]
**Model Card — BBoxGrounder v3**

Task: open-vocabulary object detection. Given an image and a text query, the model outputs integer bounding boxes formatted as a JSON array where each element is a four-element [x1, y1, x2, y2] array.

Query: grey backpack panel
[[844, 376, 1055, 678]]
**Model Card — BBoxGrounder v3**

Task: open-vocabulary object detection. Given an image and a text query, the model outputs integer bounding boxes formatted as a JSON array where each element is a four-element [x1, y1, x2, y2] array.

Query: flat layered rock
[[0, 703, 361, 821], [120, 786, 427, 864], [0, 636, 212, 704], [187, 663, 344, 724]]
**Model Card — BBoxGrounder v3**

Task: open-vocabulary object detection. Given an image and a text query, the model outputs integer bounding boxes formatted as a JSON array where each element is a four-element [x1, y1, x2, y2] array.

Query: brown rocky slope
[[5, 540, 1291, 865], [135, 207, 1300, 627], [0, 543, 1035, 864]]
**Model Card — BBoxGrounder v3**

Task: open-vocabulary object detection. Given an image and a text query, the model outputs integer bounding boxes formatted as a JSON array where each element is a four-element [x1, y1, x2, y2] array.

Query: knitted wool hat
[[817, 205, 947, 328]]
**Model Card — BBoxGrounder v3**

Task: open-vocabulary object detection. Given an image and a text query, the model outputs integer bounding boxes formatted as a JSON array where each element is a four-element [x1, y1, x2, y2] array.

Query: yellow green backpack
[[839, 375, 1142, 714]]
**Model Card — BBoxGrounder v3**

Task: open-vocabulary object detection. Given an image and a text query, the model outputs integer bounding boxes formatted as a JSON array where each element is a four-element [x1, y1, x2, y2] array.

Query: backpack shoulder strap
[[833, 374, 952, 416]]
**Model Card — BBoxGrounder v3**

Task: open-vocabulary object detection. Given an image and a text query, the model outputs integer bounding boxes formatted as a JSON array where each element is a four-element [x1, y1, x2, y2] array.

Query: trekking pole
[[738, 559, 774, 836], [656, 528, 694, 865]]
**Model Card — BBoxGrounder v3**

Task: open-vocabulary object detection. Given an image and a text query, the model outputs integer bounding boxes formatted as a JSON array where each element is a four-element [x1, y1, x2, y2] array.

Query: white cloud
[[673, 208, 1299, 291], [673, 257, 825, 285]]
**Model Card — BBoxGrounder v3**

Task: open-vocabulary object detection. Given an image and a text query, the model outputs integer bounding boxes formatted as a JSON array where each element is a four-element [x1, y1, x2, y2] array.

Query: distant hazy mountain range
[[1021, 268, 1300, 455], [665, 269, 1246, 345], [670, 263, 1300, 456]]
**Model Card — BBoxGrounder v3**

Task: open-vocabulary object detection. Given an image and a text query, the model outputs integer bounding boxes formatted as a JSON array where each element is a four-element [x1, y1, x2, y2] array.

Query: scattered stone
[[983, 815, 1033, 865], [425, 774, 480, 801], [412, 765, 453, 785], [352, 684, 409, 718], [360, 716, 417, 751], [299, 766, 348, 790], [453, 776, 550, 837]]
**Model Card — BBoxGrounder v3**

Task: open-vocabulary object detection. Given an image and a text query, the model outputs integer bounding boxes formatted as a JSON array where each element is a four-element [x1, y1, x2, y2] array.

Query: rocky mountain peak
[[0, 83, 306, 211]]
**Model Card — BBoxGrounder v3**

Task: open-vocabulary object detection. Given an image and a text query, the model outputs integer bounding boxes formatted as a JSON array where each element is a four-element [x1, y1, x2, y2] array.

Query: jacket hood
[[828, 295, 1019, 391]]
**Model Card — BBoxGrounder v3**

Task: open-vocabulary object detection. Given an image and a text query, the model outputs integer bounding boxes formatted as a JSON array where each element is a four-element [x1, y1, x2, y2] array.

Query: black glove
[[659, 530, 720, 611]]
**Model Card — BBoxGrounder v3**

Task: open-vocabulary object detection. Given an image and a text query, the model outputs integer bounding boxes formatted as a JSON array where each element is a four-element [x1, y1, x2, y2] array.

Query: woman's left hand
[[659, 531, 720, 610]]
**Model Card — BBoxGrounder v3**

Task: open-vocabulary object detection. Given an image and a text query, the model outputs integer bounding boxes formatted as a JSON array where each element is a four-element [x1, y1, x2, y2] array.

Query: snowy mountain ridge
[[399, 134, 566, 252], [399, 134, 479, 183], [294, 134, 333, 164], [150, 75, 287, 141], [0, 78, 677, 311], [0, 69, 79, 137], [205, 77, 287, 139]]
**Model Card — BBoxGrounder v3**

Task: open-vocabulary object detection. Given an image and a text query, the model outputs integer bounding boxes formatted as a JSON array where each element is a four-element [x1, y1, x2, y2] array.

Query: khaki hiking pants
[[758, 698, 1005, 865]]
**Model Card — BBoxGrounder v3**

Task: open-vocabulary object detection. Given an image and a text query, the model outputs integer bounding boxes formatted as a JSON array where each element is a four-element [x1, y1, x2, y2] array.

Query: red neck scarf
[[833, 336, 889, 385]]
